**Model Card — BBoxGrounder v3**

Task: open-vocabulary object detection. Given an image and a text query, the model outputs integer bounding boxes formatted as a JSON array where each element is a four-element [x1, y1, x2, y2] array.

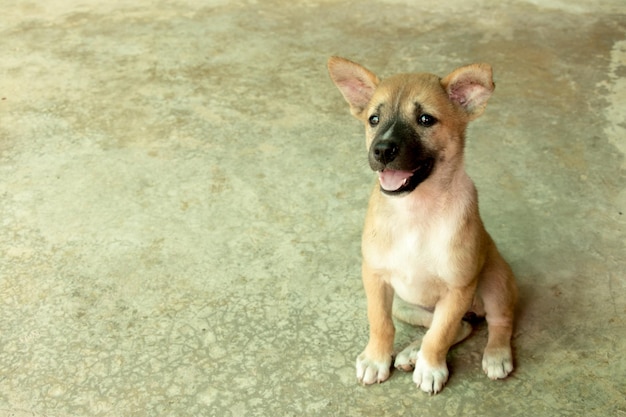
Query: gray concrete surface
[[1, 1, 625, 416]]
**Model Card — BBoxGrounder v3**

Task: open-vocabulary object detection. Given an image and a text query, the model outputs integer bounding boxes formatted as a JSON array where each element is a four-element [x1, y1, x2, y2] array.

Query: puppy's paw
[[356, 352, 392, 385], [394, 341, 420, 372], [482, 346, 513, 380], [412, 351, 449, 394]]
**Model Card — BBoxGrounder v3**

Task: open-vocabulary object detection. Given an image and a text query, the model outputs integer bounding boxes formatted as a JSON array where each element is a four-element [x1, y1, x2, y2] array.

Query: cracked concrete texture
[[0, 0, 625, 416]]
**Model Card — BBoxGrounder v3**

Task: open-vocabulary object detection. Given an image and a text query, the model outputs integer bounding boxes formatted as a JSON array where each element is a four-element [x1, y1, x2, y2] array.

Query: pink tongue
[[378, 169, 413, 191]]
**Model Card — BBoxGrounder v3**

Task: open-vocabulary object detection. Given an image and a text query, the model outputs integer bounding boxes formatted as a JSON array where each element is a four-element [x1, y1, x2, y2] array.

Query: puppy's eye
[[418, 113, 437, 127], [368, 115, 380, 126]]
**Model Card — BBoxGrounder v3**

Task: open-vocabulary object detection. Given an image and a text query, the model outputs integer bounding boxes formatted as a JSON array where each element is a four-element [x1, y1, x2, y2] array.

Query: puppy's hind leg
[[393, 296, 472, 372], [479, 246, 518, 380], [392, 295, 434, 327]]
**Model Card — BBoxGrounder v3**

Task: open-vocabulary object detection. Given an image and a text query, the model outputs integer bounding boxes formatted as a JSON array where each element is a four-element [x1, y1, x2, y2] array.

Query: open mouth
[[377, 159, 434, 195]]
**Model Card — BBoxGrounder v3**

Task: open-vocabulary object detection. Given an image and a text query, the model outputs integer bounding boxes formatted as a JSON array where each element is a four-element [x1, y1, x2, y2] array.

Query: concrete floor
[[1, 0, 625, 416]]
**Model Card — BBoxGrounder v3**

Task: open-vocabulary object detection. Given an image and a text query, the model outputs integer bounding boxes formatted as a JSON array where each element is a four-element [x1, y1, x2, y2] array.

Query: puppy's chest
[[364, 217, 457, 299]]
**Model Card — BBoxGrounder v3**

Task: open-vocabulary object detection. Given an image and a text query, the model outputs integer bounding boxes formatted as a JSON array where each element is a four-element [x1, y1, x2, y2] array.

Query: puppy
[[328, 56, 517, 394]]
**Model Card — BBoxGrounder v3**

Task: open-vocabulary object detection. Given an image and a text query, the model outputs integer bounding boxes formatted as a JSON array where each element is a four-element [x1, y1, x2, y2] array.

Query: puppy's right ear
[[327, 56, 380, 118]]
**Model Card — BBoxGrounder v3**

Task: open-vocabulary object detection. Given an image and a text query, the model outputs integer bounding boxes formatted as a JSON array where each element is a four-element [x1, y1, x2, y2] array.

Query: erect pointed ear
[[441, 63, 495, 120], [327, 56, 380, 118]]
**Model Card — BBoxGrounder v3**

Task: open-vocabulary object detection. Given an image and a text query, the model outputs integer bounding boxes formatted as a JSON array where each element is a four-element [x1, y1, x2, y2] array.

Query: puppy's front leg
[[414, 286, 474, 394], [356, 262, 395, 385]]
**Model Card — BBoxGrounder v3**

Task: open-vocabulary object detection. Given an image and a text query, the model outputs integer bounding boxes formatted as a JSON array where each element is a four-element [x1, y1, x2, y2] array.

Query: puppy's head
[[328, 56, 494, 195]]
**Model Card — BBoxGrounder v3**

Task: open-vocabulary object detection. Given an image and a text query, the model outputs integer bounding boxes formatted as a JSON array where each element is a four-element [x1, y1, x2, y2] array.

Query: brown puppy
[[328, 57, 517, 394]]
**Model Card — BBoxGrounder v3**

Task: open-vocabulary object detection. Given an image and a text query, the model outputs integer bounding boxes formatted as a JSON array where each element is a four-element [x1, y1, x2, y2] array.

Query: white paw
[[412, 351, 449, 394], [394, 341, 420, 372], [356, 352, 392, 385], [482, 347, 513, 379]]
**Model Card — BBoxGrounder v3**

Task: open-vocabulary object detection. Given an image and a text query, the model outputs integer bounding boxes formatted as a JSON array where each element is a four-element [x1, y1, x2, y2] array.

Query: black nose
[[373, 141, 399, 165]]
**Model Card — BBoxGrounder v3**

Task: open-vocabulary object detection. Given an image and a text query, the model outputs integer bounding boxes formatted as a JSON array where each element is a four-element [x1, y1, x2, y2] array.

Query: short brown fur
[[328, 56, 517, 394]]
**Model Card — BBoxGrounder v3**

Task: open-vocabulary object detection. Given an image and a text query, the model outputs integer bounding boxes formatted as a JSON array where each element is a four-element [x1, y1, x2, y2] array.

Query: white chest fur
[[362, 179, 477, 307]]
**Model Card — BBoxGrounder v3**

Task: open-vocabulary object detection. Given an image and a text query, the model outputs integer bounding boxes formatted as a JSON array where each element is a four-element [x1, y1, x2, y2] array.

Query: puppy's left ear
[[441, 63, 495, 120]]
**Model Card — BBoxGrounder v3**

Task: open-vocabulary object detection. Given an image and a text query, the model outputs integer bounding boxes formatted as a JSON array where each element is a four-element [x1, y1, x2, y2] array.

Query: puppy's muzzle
[[373, 140, 399, 166], [369, 139, 434, 196]]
